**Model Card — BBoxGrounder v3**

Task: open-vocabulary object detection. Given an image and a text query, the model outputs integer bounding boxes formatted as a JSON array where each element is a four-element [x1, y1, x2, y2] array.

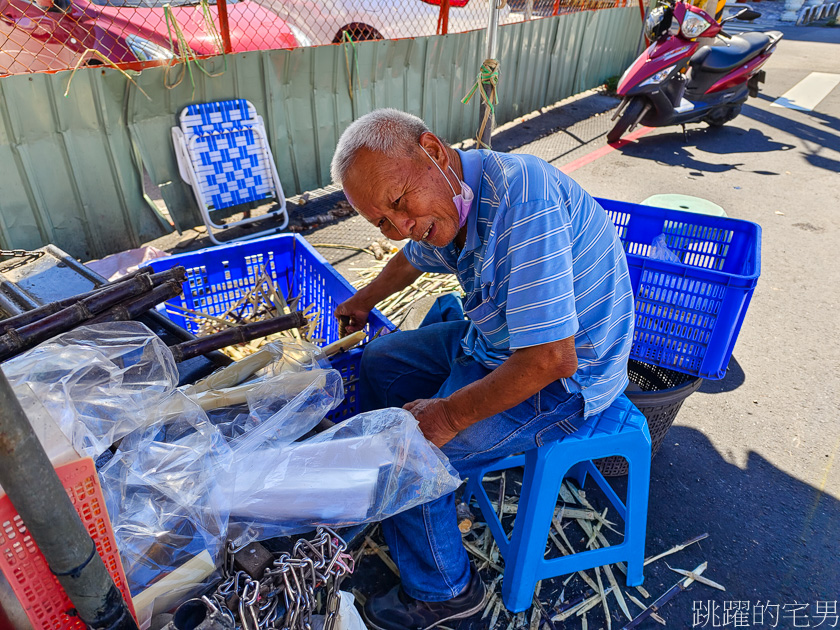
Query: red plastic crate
[[0, 458, 136, 630]]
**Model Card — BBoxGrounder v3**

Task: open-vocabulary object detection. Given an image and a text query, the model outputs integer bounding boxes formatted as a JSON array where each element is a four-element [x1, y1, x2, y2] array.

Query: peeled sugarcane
[[87, 280, 185, 325], [187, 370, 329, 412], [0, 273, 156, 362], [168, 312, 308, 363], [184, 347, 278, 396], [322, 330, 366, 357], [0, 266, 184, 331]]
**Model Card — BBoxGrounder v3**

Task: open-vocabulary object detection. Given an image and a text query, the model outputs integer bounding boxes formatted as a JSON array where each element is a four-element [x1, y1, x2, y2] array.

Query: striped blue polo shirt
[[403, 149, 634, 418]]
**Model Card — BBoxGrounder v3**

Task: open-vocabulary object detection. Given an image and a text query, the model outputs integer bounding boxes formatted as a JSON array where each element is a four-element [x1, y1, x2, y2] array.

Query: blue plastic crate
[[597, 198, 761, 380], [149, 234, 394, 420]]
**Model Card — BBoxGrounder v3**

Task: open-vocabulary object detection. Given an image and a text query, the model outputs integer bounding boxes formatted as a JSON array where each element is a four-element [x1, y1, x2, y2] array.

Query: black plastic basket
[[595, 360, 703, 477]]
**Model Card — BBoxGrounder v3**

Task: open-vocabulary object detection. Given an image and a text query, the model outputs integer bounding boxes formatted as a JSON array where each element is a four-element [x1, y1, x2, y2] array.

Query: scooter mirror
[[735, 8, 761, 20]]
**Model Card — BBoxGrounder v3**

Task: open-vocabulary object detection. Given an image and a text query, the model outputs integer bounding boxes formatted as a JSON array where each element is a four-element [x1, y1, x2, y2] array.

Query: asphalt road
[[558, 25, 840, 628]]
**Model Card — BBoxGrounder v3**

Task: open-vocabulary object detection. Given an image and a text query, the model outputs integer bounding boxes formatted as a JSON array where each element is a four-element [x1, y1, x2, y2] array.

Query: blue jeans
[[360, 307, 585, 601]]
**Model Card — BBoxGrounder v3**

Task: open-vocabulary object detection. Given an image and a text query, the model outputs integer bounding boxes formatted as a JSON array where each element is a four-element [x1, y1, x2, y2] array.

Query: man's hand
[[334, 250, 424, 337], [334, 297, 371, 336], [404, 398, 460, 448]]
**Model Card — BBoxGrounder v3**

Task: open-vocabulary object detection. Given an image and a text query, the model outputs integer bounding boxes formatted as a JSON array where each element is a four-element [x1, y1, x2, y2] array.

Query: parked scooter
[[608, 0, 782, 143]]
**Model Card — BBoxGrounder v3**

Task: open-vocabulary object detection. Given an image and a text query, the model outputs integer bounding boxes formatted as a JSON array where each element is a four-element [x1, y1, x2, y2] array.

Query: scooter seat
[[691, 32, 771, 73]]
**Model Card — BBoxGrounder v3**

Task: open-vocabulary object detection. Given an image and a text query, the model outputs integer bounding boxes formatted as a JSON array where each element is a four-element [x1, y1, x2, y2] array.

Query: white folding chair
[[172, 99, 289, 245]]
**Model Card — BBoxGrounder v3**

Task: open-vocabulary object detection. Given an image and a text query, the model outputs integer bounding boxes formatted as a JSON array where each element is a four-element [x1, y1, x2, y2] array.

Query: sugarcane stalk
[[482, 591, 498, 620], [489, 598, 502, 629], [322, 331, 366, 357], [666, 563, 725, 591], [188, 370, 328, 412], [88, 280, 184, 325], [0, 267, 184, 332], [604, 563, 633, 621], [166, 302, 239, 329], [620, 563, 707, 630], [595, 566, 611, 630], [0, 273, 156, 362], [644, 533, 709, 566], [168, 312, 307, 363], [185, 347, 277, 395]]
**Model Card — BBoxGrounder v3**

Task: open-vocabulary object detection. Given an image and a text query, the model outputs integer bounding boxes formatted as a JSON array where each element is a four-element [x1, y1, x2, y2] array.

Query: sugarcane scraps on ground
[[350, 246, 463, 328], [354, 475, 722, 630]]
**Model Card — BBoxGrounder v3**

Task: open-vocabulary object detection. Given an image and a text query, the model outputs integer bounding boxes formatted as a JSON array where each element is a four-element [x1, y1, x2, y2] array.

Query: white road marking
[[772, 72, 840, 112]]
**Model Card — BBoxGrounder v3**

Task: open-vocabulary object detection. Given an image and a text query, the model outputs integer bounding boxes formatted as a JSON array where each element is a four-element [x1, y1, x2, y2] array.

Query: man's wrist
[[353, 285, 382, 312], [441, 395, 475, 433]]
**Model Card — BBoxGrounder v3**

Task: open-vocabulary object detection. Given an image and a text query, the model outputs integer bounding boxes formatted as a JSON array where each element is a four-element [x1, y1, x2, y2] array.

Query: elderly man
[[332, 108, 634, 630]]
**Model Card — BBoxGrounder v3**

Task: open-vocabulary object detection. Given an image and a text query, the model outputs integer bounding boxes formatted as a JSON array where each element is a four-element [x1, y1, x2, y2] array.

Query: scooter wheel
[[607, 98, 645, 144], [705, 104, 742, 127]]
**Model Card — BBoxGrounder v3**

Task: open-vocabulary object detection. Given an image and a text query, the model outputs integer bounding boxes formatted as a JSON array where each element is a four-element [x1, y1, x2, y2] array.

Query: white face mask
[[420, 146, 474, 228]]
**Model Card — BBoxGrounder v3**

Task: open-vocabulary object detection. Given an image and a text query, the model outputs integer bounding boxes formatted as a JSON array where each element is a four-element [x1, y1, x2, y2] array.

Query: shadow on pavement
[[350, 423, 840, 629], [754, 92, 840, 133], [699, 355, 746, 394], [740, 104, 840, 174], [805, 153, 840, 172], [616, 124, 795, 175], [596, 426, 839, 627]]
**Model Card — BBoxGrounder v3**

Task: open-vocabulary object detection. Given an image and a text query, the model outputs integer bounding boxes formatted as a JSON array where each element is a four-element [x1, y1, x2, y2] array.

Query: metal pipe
[[437, 0, 451, 34], [0, 291, 25, 318], [477, 0, 501, 149], [0, 281, 39, 312], [216, 0, 233, 54], [485, 0, 500, 61], [0, 371, 138, 630], [638, 0, 649, 47]]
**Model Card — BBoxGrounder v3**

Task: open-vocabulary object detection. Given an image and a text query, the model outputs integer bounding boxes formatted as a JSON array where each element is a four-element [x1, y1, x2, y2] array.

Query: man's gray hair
[[330, 108, 430, 185]]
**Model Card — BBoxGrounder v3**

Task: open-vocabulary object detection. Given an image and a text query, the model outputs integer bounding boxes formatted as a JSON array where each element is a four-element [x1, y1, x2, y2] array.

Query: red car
[[0, 0, 308, 71], [1, 12, 81, 74]]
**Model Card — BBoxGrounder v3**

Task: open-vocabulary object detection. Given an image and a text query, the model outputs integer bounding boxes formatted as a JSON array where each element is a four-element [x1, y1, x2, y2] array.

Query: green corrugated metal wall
[[0, 7, 641, 260]]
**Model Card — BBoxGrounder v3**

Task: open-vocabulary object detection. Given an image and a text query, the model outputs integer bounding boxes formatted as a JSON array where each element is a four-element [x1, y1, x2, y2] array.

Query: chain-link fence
[[1, 0, 630, 76]]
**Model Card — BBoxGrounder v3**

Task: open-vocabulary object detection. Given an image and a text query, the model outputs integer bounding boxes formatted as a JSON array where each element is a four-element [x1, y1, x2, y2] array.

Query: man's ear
[[418, 132, 449, 169]]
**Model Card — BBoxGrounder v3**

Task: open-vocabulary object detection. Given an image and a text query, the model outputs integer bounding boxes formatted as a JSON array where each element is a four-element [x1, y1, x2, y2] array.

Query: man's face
[[342, 134, 459, 248]]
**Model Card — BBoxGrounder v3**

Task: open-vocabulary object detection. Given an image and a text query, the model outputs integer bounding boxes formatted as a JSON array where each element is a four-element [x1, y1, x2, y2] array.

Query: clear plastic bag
[[4, 320, 460, 607], [1, 322, 178, 458], [223, 408, 462, 538], [649, 233, 681, 263], [188, 368, 343, 449], [98, 391, 233, 597], [217, 368, 346, 543]]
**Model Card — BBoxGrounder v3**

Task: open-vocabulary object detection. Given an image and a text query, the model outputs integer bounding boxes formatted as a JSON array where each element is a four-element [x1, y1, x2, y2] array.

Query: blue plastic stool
[[462, 394, 652, 612]]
